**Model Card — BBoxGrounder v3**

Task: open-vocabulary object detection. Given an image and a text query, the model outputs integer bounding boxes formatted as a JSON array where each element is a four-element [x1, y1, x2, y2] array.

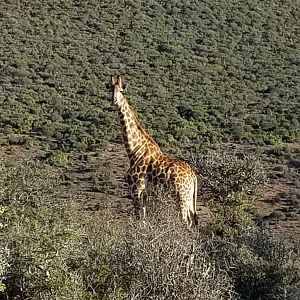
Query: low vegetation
[[1, 158, 299, 300]]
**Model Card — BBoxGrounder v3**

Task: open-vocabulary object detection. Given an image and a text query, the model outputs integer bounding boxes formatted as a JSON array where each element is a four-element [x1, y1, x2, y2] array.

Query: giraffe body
[[109, 75, 198, 227]]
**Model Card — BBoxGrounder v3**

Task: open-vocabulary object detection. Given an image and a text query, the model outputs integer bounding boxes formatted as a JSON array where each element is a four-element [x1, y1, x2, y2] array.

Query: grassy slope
[[0, 0, 299, 230], [0, 0, 299, 151]]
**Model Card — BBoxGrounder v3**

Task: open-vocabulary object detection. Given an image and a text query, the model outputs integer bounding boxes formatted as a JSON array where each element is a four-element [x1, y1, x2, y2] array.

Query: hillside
[[0, 0, 299, 233], [1, 0, 299, 150]]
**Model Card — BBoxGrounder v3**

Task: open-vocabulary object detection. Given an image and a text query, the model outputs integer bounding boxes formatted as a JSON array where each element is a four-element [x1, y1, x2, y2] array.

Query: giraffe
[[108, 75, 198, 227]]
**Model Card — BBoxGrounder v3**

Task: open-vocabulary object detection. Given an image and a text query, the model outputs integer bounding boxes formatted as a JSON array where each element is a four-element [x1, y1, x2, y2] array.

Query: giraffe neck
[[116, 96, 162, 161]]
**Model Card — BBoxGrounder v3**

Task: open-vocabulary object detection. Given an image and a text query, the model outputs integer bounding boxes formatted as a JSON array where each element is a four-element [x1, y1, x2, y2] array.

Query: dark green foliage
[[0, 0, 299, 152]]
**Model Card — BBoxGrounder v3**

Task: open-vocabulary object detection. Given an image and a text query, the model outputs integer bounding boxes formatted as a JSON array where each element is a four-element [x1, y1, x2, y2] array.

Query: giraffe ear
[[111, 75, 116, 85], [117, 75, 122, 88]]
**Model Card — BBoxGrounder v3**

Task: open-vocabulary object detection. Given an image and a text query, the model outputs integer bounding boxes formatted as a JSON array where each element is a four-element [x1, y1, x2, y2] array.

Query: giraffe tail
[[193, 176, 198, 226]]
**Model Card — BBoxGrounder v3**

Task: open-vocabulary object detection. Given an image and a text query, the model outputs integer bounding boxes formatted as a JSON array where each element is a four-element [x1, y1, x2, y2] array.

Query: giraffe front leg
[[129, 175, 146, 219], [179, 198, 189, 227]]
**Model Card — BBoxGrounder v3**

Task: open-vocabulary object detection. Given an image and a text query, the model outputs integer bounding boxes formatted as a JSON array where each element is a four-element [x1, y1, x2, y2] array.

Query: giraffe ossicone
[[109, 75, 198, 228]]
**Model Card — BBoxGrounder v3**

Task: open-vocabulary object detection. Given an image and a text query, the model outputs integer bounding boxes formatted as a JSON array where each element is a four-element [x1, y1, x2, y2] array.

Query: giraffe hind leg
[[178, 185, 197, 228]]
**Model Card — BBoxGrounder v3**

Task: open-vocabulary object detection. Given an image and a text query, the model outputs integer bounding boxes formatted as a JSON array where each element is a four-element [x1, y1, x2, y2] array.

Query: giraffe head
[[109, 75, 125, 106]]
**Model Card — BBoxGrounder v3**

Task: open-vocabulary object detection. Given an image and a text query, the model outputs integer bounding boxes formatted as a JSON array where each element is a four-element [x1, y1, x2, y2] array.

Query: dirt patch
[[261, 182, 300, 236]]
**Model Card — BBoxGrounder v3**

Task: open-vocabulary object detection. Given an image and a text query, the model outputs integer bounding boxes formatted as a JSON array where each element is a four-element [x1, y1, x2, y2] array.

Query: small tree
[[191, 151, 265, 235]]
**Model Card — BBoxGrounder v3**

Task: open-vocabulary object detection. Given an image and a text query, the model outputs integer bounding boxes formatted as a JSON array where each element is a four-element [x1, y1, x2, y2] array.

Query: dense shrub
[[191, 151, 266, 235], [213, 228, 300, 300], [46, 150, 69, 167], [0, 161, 121, 300]]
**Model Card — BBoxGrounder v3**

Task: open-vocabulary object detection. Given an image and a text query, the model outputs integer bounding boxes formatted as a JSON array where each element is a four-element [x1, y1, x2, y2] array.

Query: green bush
[[0, 161, 121, 300], [108, 193, 300, 300], [47, 151, 69, 167], [0, 161, 236, 300], [191, 151, 266, 235]]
